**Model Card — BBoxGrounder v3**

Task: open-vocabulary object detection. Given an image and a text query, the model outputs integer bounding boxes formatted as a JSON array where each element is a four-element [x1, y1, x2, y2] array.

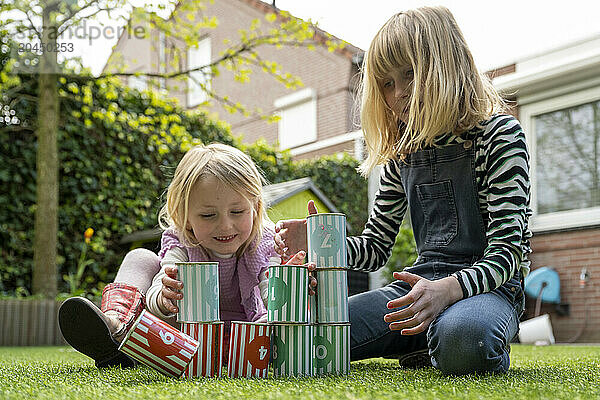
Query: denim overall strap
[[397, 141, 486, 265]]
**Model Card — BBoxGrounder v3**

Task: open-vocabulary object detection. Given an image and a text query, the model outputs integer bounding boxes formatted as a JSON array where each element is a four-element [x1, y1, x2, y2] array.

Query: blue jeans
[[349, 277, 524, 375]]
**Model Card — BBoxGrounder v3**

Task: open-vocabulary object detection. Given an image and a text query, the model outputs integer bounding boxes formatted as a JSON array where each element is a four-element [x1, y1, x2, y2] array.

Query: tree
[[1, 0, 344, 298]]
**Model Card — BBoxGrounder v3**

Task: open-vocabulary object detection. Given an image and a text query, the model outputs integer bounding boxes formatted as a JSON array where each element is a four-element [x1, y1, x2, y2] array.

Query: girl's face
[[380, 65, 414, 124], [186, 175, 254, 256]]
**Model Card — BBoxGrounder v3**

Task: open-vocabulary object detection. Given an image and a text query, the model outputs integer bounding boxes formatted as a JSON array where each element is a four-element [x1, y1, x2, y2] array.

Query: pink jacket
[[157, 225, 278, 321]]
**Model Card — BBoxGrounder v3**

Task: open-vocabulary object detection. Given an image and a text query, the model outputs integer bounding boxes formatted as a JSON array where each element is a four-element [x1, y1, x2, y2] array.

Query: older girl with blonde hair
[[275, 6, 531, 375]]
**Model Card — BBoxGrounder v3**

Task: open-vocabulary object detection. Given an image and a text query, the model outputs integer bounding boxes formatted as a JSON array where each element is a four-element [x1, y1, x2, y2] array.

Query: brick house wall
[[104, 0, 364, 160], [527, 228, 600, 342]]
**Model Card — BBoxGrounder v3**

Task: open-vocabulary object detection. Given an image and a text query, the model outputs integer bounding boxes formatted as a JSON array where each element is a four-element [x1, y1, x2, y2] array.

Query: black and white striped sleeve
[[453, 116, 531, 298], [347, 160, 408, 272]]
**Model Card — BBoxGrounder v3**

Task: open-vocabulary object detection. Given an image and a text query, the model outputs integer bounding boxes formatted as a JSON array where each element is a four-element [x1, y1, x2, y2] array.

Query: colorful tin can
[[313, 323, 350, 376], [314, 268, 349, 323], [267, 264, 309, 324], [181, 321, 224, 378], [227, 321, 271, 378], [176, 262, 220, 323], [271, 323, 313, 377], [119, 310, 199, 378], [307, 213, 347, 269]]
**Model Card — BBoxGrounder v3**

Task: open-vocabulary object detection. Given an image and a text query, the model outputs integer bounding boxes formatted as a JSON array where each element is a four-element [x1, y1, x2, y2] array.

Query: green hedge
[[0, 38, 369, 297]]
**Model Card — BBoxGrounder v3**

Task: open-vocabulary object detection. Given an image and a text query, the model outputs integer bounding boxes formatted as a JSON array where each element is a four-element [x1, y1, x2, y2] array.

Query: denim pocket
[[416, 180, 458, 246]]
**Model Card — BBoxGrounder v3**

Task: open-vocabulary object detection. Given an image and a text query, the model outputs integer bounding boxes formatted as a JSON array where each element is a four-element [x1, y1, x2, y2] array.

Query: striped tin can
[[307, 213, 347, 269], [313, 323, 350, 376], [267, 264, 309, 324], [271, 323, 313, 377], [314, 268, 349, 323], [181, 321, 224, 378], [176, 262, 220, 323], [227, 321, 271, 378], [118, 310, 199, 378]]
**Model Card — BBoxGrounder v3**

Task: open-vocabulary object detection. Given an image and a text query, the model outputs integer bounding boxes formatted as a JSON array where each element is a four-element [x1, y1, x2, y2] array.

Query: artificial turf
[[0, 345, 599, 399]]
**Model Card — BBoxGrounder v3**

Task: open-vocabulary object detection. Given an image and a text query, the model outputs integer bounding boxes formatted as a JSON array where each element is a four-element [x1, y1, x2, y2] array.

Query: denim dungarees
[[348, 141, 525, 375]]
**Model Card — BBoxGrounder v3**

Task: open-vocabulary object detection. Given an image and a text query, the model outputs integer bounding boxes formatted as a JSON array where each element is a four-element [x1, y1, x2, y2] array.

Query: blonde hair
[[358, 6, 506, 176], [158, 143, 269, 257]]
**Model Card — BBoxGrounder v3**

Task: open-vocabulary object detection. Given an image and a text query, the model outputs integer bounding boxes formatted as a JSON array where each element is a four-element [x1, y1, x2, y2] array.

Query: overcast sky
[[70, 0, 600, 76]]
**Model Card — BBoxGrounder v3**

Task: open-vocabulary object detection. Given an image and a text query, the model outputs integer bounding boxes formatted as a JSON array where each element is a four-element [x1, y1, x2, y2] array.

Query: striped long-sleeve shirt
[[347, 114, 532, 298]]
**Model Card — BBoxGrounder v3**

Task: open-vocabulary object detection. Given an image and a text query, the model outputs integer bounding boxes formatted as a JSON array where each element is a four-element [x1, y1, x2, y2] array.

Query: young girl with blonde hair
[[275, 6, 531, 375], [59, 143, 309, 368]]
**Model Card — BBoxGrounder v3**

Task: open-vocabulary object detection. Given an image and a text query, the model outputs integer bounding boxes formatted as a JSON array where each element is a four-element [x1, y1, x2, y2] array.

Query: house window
[[128, 74, 147, 91], [187, 37, 211, 107], [274, 88, 317, 149], [521, 85, 600, 232]]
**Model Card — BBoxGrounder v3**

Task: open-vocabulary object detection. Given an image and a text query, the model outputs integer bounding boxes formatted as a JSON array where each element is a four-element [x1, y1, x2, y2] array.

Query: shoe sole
[[58, 297, 120, 363]]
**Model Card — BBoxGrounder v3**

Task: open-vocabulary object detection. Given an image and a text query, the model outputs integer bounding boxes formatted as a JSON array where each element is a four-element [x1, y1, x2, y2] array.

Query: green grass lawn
[[0, 345, 599, 399]]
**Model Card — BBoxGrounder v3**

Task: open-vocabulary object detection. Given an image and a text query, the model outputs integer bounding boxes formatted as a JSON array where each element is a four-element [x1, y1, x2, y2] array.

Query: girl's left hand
[[268, 250, 317, 295], [384, 271, 463, 335]]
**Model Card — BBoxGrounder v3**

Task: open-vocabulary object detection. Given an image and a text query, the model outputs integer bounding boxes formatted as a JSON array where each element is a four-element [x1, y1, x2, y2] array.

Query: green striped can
[[314, 268, 349, 323], [307, 213, 347, 269], [313, 323, 350, 376], [176, 262, 220, 323], [271, 324, 313, 377], [267, 265, 309, 324]]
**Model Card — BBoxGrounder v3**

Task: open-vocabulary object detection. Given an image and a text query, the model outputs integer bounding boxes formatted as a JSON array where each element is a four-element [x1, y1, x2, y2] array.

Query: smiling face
[[380, 65, 414, 124], [186, 175, 255, 256]]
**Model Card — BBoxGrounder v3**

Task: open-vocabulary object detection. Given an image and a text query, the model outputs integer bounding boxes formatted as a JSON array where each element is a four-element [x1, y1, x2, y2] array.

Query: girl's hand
[[384, 272, 463, 335], [267, 250, 318, 296], [274, 201, 318, 263], [159, 265, 183, 315], [284, 250, 317, 296]]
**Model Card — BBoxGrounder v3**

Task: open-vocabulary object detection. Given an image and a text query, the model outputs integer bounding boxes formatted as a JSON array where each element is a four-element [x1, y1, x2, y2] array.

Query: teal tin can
[[307, 213, 347, 269], [176, 262, 220, 322], [267, 264, 309, 324], [314, 268, 349, 323], [313, 323, 350, 376], [271, 323, 313, 377]]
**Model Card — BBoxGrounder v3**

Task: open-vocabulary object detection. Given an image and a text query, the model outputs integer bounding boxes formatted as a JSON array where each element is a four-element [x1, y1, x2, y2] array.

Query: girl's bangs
[[368, 18, 411, 80]]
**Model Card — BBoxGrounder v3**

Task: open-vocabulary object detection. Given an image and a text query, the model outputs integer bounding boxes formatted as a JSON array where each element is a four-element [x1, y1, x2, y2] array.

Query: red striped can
[[227, 321, 271, 378], [181, 322, 224, 378], [118, 310, 199, 378]]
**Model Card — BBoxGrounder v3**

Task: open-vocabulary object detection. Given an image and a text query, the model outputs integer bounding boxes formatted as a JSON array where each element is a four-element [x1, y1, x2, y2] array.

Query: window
[[521, 85, 600, 231], [187, 37, 211, 107], [128, 74, 147, 91], [274, 88, 317, 149]]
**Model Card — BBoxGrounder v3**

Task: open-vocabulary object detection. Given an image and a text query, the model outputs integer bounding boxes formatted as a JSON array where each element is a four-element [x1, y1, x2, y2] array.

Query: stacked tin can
[[176, 261, 224, 378], [307, 213, 351, 376], [267, 262, 313, 377]]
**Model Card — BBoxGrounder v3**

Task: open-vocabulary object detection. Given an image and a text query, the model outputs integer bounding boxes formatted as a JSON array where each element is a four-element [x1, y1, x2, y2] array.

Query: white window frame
[[128, 74, 147, 92], [187, 37, 211, 107], [158, 31, 166, 90], [520, 83, 600, 232], [274, 88, 317, 149]]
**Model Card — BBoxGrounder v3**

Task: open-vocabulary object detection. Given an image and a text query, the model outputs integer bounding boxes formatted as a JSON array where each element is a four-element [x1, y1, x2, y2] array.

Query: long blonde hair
[[358, 6, 506, 176], [158, 143, 269, 257]]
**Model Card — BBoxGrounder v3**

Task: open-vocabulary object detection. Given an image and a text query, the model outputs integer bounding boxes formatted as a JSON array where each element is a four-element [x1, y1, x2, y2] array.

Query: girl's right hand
[[160, 265, 183, 315], [274, 200, 318, 262]]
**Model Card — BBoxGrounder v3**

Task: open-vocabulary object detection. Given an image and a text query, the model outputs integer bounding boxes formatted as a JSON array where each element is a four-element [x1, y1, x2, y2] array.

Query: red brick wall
[[199, 0, 357, 155], [526, 228, 600, 342]]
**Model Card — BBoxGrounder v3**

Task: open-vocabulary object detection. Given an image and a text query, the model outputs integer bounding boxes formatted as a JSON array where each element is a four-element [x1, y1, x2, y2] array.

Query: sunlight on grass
[[1, 345, 599, 399]]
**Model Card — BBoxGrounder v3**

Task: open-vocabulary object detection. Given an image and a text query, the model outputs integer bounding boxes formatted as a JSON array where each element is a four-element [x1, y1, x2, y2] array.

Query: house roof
[[120, 177, 342, 244], [263, 177, 339, 212]]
